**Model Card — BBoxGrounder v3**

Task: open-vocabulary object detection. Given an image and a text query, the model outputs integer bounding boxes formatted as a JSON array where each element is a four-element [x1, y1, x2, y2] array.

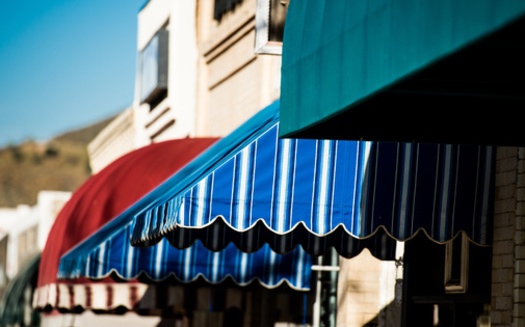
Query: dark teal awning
[[280, 0, 525, 145]]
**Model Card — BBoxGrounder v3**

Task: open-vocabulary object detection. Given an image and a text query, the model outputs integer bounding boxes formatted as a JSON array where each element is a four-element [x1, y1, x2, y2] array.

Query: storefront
[[58, 100, 496, 326], [276, 1, 523, 324]]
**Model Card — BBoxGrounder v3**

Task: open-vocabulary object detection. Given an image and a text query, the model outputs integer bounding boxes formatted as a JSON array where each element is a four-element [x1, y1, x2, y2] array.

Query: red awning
[[34, 138, 219, 312]]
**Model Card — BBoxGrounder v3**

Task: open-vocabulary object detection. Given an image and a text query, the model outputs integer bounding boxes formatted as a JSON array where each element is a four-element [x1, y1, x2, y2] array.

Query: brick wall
[[492, 147, 525, 326], [515, 148, 525, 327]]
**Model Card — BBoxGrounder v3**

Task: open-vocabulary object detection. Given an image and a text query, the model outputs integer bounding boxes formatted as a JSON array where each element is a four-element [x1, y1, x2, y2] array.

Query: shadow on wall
[[363, 299, 491, 327], [363, 300, 402, 327], [137, 280, 314, 327]]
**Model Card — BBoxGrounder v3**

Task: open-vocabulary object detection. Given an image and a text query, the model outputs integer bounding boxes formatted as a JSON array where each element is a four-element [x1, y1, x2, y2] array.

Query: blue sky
[[0, 0, 147, 147]]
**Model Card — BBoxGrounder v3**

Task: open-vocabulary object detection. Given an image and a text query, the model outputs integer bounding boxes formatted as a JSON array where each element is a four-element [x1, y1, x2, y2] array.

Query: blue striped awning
[[59, 223, 311, 290], [131, 101, 495, 256]]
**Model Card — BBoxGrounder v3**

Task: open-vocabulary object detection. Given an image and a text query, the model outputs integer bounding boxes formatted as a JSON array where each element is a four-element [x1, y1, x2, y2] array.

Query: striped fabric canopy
[[131, 101, 495, 257], [33, 282, 149, 313], [59, 223, 311, 290]]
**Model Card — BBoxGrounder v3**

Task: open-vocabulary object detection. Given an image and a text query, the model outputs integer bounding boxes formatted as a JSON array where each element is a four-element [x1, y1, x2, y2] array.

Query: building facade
[[68, 1, 404, 326], [87, 108, 135, 174], [193, 0, 282, 137], [133, 0, 282, 143], [0, 191, 70, 280], [134, 0, 199, 145]]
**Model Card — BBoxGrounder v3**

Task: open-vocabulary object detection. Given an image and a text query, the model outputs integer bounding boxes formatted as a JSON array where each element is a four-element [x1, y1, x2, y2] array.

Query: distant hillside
[[52, 116, 114, 144], [0, 116, 115, 207]]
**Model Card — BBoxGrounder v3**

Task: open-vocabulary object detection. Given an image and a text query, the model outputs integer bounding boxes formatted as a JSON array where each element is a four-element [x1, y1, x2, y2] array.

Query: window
[[444, 233, 469, 294], [214, 0, 243, 21], [255, 0, 288, 55], [140, 28, 169, 109]]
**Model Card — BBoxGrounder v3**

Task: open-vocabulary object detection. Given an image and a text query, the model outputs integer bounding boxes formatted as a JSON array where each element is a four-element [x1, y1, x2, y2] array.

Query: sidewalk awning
[[59, 229, 311, 290], [55, 132, 313, 292], [34, 138, 219, 312], [280, 0, 525, 145], [0, 254, 40, 327], [131, 101, 494, 257]]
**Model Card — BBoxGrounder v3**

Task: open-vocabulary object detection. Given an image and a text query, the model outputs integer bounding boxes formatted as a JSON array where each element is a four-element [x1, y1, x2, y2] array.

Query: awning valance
[[35, 138, 219, 311], [33, 281, 149, 313], [59, 224, 311, 290], [131, 101, 495, 257], [280, 0, 525, 145]]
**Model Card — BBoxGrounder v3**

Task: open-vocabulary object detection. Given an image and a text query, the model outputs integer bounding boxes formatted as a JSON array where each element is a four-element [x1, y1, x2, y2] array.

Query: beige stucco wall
[[133, 0, 198, 145], [195, 0, 281, 137], [87, 108, 135, 174], [337, 250, 400, 327], [131, 0, 281, 141]]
